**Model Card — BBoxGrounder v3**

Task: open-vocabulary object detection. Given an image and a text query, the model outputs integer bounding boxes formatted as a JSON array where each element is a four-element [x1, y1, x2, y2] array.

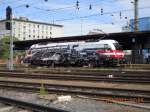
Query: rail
[[0, 81, 149, 101], [0, 96, 69, 112], [0, 71, 150, 83]]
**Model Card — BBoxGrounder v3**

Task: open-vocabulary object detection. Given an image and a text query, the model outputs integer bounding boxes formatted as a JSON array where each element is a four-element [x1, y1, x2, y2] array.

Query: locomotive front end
[[96, 40, 125, 66]]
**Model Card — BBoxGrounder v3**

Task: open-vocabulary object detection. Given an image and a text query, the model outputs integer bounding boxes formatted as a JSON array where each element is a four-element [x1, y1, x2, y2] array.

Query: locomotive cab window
[[72, 45, 79, 49], [104, 44, 111, 50], [113, 43, 122, 50]]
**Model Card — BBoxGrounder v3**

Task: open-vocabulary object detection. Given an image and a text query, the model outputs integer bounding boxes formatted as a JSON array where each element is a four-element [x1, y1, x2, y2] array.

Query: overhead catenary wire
[[8, 0, 126, 13], [32, 6, 75, 12], [9, 0, 143, 22], [1, 0, 149, 28], [53, 6, 150, 22], [0, 0, 138, 17], [10, 1, 77, 19]]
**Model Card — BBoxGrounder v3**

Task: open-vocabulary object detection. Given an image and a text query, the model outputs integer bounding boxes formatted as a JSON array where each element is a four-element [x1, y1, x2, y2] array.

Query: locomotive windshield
[[113, 43, 122, 50]]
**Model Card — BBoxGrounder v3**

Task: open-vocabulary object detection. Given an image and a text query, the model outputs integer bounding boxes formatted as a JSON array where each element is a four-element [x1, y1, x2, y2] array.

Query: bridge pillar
[[132, 37, 144, 64]]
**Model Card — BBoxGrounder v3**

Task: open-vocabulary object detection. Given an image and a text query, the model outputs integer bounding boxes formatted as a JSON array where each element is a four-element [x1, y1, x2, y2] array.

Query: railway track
[[0, 81, 149, 102], [0, 71, 150, 83], [0, 96, 68, 112], [1, 68, 150, 75], [1, 69, 150, 77], [0, 70, 149, 103]]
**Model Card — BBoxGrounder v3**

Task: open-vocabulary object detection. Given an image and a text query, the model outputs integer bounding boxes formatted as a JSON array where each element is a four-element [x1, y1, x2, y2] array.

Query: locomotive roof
[[30, 39, 117, 49]]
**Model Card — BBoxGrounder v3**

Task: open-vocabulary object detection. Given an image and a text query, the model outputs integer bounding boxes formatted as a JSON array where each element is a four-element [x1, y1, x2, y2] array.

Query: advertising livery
[[24, 39, 125, 67]]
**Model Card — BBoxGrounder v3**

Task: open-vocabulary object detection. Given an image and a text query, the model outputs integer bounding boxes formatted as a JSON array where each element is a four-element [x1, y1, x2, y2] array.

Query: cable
[[9, 0, 134, 21], [1, 0, 149, 26], [10, 0, 112, 13], [54, 6, 150, 22], [32, 5, 75, 12], [0, 0, 132, 16]]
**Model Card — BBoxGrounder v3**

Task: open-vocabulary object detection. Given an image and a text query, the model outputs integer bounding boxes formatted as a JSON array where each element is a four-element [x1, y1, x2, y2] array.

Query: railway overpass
[[14, 31, 150, 50]]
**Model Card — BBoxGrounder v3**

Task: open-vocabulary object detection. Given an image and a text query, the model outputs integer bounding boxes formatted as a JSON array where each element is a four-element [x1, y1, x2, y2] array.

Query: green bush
[[0, 36, 25, 59]]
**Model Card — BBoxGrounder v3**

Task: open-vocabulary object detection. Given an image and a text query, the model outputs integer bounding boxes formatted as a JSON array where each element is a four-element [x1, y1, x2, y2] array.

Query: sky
[[0, 0, 150, 36]]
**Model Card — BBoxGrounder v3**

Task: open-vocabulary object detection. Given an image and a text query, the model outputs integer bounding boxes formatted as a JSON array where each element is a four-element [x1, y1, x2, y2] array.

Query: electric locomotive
[[24, 39, 125, 67]]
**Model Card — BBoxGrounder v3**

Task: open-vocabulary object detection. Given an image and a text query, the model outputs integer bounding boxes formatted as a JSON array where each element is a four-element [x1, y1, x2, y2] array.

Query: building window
[[23, 37, 25, 40], [29, 35, 31, 38], [50, 26, 52, 30], [50, 32, 52, 38], [37, 25, 39, 28]]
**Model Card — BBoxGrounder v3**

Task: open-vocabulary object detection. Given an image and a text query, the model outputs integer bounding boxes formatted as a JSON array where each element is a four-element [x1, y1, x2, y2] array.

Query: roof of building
[[0, 18, 63, 27], [130, 17, 150, 20], [13, 31, 150, 50]]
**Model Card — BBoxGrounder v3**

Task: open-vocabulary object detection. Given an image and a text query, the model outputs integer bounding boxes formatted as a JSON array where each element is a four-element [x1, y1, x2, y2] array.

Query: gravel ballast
[[0, 89, 149, 112]]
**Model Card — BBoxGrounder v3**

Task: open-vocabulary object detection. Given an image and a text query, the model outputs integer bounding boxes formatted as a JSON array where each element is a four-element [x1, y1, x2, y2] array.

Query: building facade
[[122, 17, 150, 64], [122, 17, 150, 32], [0, 17, 63, 40], [130, 17, 150, 32]]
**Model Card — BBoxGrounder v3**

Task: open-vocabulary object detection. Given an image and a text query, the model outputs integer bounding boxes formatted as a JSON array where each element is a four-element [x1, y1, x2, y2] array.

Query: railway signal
[[89, 4, 92, 10], [76, 0, 80, 10], [6, 6, 12, 30], [101, 8, 103, 15], [25, 4, 30, 8]]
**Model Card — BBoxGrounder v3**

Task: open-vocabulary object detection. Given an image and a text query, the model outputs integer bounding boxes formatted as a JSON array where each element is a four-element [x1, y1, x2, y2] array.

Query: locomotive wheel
[[88, 61, 95, 68], [47, 60, 52, 66], [32, 61, 36, 65]]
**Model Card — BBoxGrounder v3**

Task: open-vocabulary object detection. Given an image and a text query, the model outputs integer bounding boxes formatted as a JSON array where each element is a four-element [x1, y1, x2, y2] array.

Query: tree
[[0, 36, 20, 59]]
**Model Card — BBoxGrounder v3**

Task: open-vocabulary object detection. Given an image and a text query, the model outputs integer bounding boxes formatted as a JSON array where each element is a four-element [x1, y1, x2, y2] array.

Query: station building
[[122, 17, 150, 63], [0, 17, 63, 40]]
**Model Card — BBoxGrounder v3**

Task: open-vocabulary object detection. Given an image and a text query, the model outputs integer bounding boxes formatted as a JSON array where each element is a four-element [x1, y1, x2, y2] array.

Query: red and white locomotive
[[24, 39, 125, 66]]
